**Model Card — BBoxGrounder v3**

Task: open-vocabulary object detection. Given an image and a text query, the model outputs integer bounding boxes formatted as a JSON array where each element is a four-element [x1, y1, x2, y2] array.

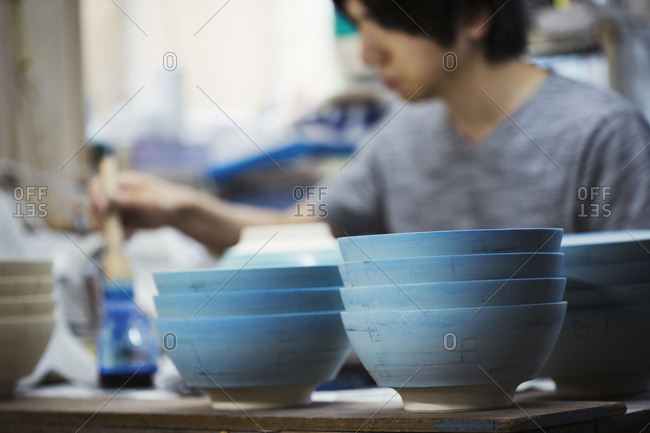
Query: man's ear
[[463, 8, 491, 41]]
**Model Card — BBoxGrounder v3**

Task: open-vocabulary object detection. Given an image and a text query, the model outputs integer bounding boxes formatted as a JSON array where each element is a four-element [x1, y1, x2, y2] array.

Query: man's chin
[[398, 85, 434, 101]]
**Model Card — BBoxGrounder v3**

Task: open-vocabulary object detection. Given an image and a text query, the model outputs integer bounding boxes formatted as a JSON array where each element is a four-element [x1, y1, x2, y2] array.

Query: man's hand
[[88, 171, 194, 238]]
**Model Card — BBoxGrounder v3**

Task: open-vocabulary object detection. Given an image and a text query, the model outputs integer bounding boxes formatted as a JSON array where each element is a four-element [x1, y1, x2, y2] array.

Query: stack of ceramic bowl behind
[[541, 230, 650, 398], [216, 223, 343, 268], [337, 229, 568, 412], [0, 260, 55, 398], [152, 265, 351, 410]]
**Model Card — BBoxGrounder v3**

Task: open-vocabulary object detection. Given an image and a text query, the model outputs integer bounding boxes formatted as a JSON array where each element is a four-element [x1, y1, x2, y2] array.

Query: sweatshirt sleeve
[[573, 108, 650, 231]]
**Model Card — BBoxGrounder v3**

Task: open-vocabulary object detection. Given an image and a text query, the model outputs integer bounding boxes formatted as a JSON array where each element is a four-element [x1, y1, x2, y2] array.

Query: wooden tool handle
[[99, 155, 131, 280], [99, 155, 124, 250]]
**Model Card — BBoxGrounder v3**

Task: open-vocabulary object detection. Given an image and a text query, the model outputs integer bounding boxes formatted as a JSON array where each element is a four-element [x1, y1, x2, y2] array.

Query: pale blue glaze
[[561, 230, 650, 266], [155, 311, 351, 388], [338, 228, 563, 261], [563, 259, 650, 287], [153, 265, 342, 294], [340, 278, 566, 311], [341, 302, 567, 388], [338, 253, 564, 287], [542, 305, 650, 378], [564, 282, 650, 309], [154, 287, 343, 318]]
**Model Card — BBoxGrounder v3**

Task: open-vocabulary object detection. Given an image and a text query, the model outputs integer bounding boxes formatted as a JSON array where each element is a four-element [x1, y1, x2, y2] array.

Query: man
[[90, 0, 650, 253]]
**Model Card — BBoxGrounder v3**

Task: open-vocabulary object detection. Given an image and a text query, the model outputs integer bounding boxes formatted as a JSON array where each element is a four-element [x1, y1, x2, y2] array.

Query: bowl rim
[[340, 301, 567, 316], [0, 294, 54, 304], [339, 228, 564, 243], [561, 229, 650, 248], [339, 252, 564, 267], [154, 264, 340, 279], [339, 277, 567, 292], [154, 286, 342, 300], [0, 314, 55, 324], [155, 309, 344, 323]]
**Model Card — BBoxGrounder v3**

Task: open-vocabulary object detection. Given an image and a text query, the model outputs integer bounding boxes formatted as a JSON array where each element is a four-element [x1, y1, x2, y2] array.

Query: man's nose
[[361, 38, 386, 66]]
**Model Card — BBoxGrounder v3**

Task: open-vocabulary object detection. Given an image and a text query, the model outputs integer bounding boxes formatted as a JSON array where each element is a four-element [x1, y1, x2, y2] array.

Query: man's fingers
[[87, 177, 108, 216]]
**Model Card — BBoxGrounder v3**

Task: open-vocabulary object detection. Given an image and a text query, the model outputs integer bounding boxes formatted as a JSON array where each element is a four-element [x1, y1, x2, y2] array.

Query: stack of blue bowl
[[541, 230, 650, 397], [337, 229, 568, 412], [152, 265, 350, 410]]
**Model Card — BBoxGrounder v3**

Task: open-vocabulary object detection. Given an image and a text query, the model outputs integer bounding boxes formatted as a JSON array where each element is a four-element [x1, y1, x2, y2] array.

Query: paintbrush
[[97, 154, 157, 388], [99, 154, 131, 288]]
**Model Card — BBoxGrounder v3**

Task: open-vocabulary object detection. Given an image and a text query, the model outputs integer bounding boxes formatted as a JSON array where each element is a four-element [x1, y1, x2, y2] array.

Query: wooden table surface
[[0, 390, 649, 433]]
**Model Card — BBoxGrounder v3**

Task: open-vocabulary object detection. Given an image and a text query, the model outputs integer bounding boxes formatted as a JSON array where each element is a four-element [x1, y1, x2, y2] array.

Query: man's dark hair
[[333, 0, 528, 63]]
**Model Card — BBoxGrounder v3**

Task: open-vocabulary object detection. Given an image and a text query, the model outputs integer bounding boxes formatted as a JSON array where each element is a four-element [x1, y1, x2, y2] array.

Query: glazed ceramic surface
[[341, 302, 567, 388], [340, 278, 566, 311], [564, 282, 650, 310], [154, 265, 343, 294], [563, 259, 650, 288], [542, 305, 650, 379], [154, 311, 351, 389], [338, 229, 563, 261], [561, 230, 650, 266], [338, 253, 563, 287], [154, 288, 343, 318]]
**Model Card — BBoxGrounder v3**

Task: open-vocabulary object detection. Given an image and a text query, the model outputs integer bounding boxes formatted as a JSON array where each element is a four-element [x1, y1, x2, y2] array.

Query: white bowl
[[0, 295, 54, 317], [0, 277, 53, 297], [0, 261, 51, 277], [0, 315, 55, 398]]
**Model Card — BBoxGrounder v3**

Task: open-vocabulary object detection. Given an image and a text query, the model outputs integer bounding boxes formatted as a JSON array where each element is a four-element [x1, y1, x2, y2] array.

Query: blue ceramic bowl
[[155, 311, 351, 409], [338, 253, 563, 287], [541, 305, 650, 396], [340, 278, 566, 312], [561, 230, 650, 266], [338, 228, 563, 261], [216, 249, 343, 269], [563, 259, 650, 288], [153, 265, 342, 294], [154, 287, 343, 318], [563, 282, 650, 310], [341, 302, 566, 411]]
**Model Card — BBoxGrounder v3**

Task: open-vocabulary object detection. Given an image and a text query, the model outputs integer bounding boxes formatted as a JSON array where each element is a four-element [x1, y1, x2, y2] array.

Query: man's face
[[344, 0, 453, 100]]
